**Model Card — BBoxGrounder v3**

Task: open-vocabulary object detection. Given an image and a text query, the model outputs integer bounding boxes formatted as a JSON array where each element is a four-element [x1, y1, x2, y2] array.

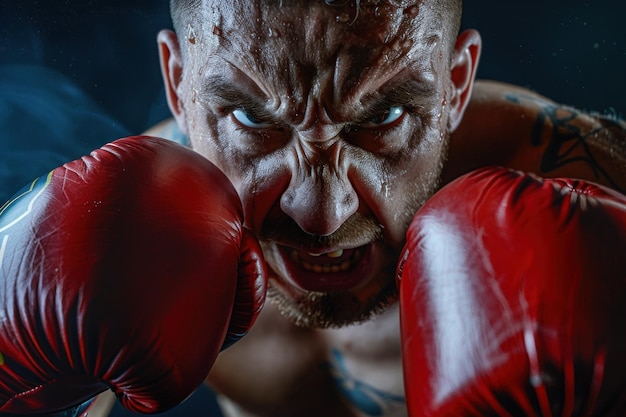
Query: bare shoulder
[[142, 118, 187, 144], [444, 80, 626, 192]]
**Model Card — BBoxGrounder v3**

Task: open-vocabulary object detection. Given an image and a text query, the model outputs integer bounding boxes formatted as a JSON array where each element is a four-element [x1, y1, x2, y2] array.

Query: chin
[[265, 264, 399, 329], [256, 212, 406, 328]]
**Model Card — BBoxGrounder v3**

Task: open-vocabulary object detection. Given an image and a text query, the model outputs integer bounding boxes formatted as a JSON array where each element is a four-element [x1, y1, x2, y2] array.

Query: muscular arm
[[443, 80, 626, 191]]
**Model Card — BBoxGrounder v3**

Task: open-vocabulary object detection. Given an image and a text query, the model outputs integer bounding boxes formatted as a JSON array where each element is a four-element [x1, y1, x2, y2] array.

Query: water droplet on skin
[[405, 5, 419, 16], [381, 182, 390, 198], [187, 24, 197, 44], [268, 27, 281, 38], [336, 12, 351, 23], [401, 39, 413, 50]]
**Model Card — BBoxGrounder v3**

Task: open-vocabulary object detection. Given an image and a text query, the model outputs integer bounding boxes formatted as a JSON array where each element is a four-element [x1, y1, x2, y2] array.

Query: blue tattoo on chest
[[323, 349, 405, 416]]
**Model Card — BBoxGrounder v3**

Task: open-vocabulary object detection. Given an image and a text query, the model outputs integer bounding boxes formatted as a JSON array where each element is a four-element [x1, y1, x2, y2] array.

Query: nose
[[280, 160, 358, 237]]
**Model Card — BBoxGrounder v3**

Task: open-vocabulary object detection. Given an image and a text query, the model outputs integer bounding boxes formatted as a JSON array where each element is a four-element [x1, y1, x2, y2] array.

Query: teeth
[[290, 248, 362, 274], [306, 249, 344, 258], [300, 260, 353, 273]]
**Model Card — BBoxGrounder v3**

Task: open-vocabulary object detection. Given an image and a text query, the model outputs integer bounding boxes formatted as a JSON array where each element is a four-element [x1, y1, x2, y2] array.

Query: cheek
[[184, 101, 294, 234], [236, 158, 291, 235], [188, 129, 291, 236], [352, 136, 446, 246]]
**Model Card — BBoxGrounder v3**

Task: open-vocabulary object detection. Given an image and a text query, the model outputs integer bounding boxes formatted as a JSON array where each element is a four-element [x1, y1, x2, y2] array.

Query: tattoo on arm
[[506, 93, 626, 190], [323, 349, 406, 416]]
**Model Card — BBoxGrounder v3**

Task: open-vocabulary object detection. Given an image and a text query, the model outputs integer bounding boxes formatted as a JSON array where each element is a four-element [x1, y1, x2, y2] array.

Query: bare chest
[[321, 303, 407, 417], [207, 302, 406, 417]]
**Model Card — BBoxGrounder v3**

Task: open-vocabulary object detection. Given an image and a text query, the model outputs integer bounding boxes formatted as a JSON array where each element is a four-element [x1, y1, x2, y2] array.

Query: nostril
[[280, 187, 358, 236], [281, 159, 358, 236]]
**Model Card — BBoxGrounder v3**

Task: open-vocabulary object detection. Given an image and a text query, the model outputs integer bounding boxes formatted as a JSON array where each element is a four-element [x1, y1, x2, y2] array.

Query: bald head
[[165, 0, 466, 136], [158, 0, 479, 327], [169, 0, 463, 60]]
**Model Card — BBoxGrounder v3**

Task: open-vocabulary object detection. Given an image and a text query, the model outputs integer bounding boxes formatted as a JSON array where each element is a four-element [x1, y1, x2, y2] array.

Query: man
[[153, 1, 477, 414], [140, 0, 626, 416], [3, 0, 625, 416]]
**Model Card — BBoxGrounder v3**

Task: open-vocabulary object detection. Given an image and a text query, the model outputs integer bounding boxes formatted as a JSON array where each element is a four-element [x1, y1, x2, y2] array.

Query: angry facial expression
[[164, 0, 464, 327]]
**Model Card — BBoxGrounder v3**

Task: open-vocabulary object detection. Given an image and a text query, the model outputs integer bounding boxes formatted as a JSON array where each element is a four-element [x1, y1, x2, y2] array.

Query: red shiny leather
[[0, 136, 266, 414], [398, 166, 626, 416]]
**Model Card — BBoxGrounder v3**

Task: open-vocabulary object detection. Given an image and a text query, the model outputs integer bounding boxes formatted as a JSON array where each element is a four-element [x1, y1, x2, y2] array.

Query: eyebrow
[[198, 75, 437, 124], [356, 79, 437, 120], [197, 76, 270, 117]]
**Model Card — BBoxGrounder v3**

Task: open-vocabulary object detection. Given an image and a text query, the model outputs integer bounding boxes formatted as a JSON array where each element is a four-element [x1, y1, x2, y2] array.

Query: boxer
[[4, 0, 626, 415], [146, 0, 626, 414]]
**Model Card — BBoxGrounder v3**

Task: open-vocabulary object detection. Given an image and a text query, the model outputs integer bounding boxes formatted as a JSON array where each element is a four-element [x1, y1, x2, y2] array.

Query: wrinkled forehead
[[184, 0, 447, 101]]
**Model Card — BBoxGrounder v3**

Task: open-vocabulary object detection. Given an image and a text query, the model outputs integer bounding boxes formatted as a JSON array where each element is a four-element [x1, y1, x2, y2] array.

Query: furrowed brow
[[358, 79, 437, 119], [197, 76, 268, 115]]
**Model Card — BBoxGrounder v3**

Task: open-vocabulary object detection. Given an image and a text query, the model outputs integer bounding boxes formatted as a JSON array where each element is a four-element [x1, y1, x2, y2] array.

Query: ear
[[448, 29, 482, 132], [157, 29, 189, 135]]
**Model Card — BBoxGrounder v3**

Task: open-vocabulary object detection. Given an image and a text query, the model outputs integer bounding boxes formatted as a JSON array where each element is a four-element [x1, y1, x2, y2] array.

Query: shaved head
[[159, 0, 478, 327], [169, 0, 463, 61]]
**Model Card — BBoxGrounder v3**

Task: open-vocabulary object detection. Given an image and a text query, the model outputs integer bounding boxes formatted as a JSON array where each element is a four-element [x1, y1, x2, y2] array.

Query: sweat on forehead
[[169, 0, 462, 50], [171, 0, 456, 106]]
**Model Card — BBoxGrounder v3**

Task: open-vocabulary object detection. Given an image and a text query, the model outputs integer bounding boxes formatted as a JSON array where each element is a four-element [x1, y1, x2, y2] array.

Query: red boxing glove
[[397, 167, 626, 416], [0, 136, 266, 414]]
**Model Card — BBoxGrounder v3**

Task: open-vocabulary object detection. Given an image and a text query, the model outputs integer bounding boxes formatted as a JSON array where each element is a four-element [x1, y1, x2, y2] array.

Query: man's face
[[171, 0, 459, 327]]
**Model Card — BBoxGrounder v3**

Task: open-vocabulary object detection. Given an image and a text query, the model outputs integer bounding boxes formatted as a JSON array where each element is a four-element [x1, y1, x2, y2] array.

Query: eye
[[361, 106, 405, 128], [232, 109, 273, 129]]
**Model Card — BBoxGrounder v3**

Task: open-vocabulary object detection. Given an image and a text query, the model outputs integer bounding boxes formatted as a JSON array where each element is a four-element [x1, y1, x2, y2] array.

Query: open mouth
[[274, 244, 374, 292], [289, 248, 363, 274]]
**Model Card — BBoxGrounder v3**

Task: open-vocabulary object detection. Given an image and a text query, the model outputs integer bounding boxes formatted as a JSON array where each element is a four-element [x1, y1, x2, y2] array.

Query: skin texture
[[154, 3, 479, 414], [159, 0, 480, 329], [139, 83, 626, 417], [100, 81, 626, 417], [143, 1, 626, 416]]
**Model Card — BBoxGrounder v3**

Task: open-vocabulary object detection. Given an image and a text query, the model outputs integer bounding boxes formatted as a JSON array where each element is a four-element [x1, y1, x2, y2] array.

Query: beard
[[261, 172, 443, 329], [258, 125, 451, 329], [259, 211, 399, 328], [265, 257, 400, 329]]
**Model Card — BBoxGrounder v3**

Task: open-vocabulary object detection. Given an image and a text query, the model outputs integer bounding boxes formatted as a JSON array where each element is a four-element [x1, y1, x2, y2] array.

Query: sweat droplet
[[187, 23, 197, 44], [336, 12, 351, 23], [405, 5, 419, 16], [268, 27, 281, 38], [401, 39, 413, 50]]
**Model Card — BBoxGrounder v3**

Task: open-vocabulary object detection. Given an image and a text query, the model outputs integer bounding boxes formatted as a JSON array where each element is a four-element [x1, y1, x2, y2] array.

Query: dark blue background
[[1, 1, 625, 415]]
